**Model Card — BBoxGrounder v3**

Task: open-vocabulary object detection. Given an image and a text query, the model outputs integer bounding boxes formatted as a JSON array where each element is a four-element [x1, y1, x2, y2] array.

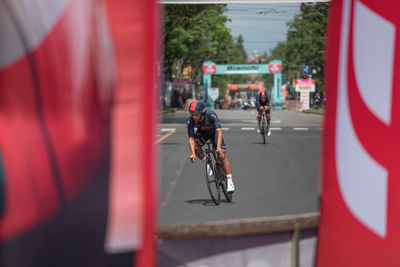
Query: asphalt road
[[158, 109, 322, 225]]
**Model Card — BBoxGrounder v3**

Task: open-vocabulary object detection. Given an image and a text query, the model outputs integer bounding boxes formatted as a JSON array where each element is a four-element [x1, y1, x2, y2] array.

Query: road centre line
[[161, 128, 176, 132], [241, 119, 281, 124], [156, 129, 176, 144], [158, 126, 319, 132]]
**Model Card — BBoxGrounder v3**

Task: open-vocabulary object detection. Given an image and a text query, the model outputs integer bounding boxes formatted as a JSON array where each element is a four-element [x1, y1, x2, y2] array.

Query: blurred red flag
[[317, 0, 400, 265], [105, 0, 159, 266], [0, 0, 158, 266]]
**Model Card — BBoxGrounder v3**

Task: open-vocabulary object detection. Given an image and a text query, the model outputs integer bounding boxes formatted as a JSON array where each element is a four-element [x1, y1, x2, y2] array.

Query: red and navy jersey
[[187, 110, 222, 138]]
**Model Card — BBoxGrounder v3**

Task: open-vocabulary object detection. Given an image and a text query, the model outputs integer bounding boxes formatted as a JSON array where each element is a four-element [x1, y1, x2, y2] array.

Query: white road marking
[[294, 127, 309, 131], [241, 127, 256, 131], [222, 128, 230, 131], [241, 119, 281, 124], [161, 128, 176, 132], [270, 127, 282, 130]]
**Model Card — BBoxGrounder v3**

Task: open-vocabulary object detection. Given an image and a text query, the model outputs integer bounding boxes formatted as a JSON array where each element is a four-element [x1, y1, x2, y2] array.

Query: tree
[[163, 4, 248, 90], [268, 2, 329, 92], [212, 34, 248, 97]]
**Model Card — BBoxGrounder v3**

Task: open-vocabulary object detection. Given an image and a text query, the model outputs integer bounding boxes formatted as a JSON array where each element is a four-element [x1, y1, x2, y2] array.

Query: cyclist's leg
[[266, 108, 271, 126], [266, 108, 271, 136], [213, 136, 234, 192], [212, 136, 231, 174], [218, 148, 235, 192], [256, 103, 262, 126], [257, 106, 262, 133], [219, 150, 232, 175]]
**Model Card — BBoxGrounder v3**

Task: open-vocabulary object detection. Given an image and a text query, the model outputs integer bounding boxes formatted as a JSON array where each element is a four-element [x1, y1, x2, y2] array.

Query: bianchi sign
[[227, 65, 259, 72], [216, 64, 270, 74]]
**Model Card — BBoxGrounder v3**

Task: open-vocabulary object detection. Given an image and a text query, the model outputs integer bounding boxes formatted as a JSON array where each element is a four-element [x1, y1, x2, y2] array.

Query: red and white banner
[[295, 79, 315, 92], [268, 63, 282, 74], [173, 78, 190, 89], [317, 0, 400, 265], [202, 64, 216, 75], [105, 1, 159, 266]]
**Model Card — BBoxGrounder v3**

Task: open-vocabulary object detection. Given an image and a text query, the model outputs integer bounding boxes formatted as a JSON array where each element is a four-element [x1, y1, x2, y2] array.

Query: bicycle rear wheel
[[204, 159, 220, 205], [216, 162, 232, 202]]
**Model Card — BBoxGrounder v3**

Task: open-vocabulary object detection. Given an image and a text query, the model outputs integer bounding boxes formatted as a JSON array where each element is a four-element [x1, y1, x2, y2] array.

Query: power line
[[226, 26, 287, 34]]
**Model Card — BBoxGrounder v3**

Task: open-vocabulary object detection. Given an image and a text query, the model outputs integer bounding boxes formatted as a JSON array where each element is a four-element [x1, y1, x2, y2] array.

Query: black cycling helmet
[[189, 100, 205, 116]]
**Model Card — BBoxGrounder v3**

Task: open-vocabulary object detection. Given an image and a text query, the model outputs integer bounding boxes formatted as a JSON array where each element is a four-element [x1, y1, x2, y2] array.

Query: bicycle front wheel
[[204, 160, 220, 205], [261, 117, 266, 144]]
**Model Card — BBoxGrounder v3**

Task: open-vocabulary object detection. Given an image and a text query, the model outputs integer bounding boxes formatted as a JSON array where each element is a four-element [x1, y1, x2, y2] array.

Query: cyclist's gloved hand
[[189, 153, 196, 162]]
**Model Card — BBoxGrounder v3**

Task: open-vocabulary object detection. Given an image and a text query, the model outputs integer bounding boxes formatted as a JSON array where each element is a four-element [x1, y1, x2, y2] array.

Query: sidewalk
[[301, 108, 324, 115]]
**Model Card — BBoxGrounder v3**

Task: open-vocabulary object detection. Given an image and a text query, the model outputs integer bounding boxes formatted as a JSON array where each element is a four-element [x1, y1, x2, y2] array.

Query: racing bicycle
[[203, 140, 232, 205], [260, 109, 270, 144]]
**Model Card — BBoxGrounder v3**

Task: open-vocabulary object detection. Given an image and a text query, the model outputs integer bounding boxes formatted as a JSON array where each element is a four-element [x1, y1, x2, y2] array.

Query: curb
[[159, 108, 180, 115], [301, 109, 324, 115], [158, 212, 319, 240]]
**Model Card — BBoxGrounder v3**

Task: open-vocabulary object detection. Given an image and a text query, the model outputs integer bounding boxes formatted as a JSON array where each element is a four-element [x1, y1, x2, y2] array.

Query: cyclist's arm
[[188, 137, 196, 155], [187, 119, 196, 160], [210, 112, 223, 151], [216, 128, 222, 151]]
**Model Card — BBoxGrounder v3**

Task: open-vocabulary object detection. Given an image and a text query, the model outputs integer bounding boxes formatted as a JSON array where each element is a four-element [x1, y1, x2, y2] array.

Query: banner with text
[[295, 79, 315, 92]]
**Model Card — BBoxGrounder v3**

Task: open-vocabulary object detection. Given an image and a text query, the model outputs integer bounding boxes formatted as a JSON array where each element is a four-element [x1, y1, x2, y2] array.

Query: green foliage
[[163, 4, 248, 89], [268, 2, 329, 92]]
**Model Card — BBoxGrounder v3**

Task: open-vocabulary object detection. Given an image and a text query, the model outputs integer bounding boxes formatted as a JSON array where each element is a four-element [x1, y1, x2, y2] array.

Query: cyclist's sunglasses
[[190, 110, 202, 116]]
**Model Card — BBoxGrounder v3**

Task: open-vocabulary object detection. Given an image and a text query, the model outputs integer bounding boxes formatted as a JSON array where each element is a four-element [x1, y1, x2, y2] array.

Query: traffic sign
[[302, 65, 310, 73]]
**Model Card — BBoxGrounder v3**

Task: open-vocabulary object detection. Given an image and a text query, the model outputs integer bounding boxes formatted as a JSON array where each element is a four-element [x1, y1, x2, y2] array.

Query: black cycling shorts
[[194, 132, 227, 150], [257, 104, 271, 114]]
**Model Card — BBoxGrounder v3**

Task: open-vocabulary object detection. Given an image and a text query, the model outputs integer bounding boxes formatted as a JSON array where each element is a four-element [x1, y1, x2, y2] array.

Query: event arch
[[202, 60, 283, 109]]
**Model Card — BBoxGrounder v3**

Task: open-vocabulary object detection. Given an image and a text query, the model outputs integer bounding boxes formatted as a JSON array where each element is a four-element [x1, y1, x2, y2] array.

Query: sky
[[224, 3, 301, 56]]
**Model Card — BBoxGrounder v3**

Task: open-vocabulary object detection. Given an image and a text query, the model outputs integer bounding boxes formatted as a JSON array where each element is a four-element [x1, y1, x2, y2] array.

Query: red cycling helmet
[[189, 100, 205, 116], [260, 90, 266, 98]]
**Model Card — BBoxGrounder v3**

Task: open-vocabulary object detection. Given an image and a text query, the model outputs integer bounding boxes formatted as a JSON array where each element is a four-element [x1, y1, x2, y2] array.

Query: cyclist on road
[[256, 90, 272, 136], [186, 100, 235, 192]]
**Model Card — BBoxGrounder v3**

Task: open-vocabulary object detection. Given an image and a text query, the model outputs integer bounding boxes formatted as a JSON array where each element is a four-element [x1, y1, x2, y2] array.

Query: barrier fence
[[158, 212, 319, 267]]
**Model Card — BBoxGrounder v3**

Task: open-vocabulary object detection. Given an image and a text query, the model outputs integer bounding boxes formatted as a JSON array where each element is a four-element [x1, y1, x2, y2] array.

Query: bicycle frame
[[261, 110, 266, 144], [204, 141, 218, 164], [261, 110, 266, 129]]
